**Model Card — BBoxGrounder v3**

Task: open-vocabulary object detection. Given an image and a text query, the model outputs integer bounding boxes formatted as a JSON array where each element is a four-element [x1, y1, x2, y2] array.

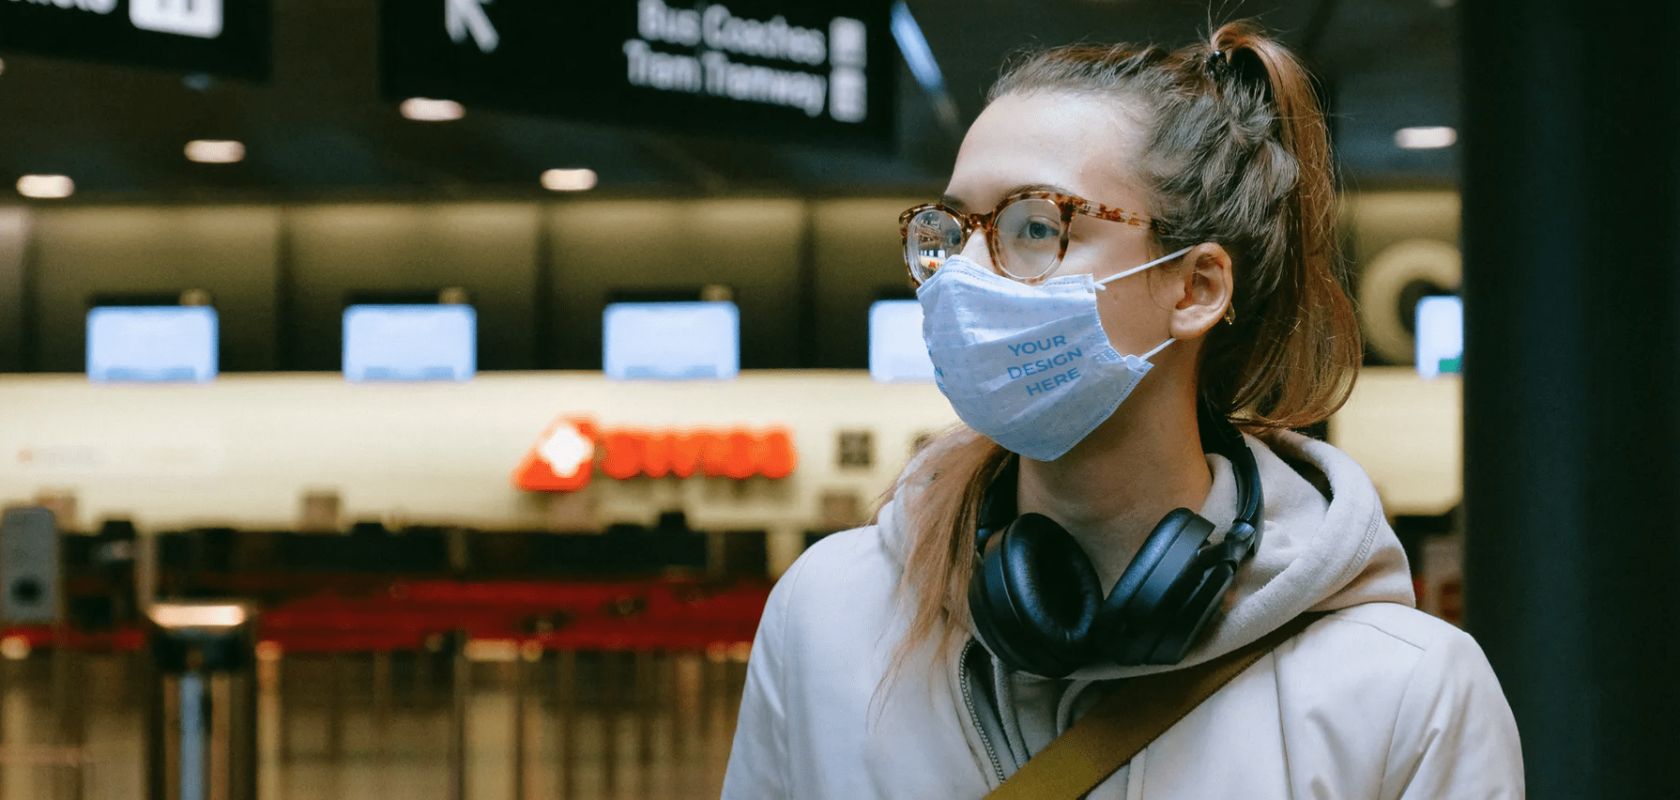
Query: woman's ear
[[1165, 243, 1234, 341]]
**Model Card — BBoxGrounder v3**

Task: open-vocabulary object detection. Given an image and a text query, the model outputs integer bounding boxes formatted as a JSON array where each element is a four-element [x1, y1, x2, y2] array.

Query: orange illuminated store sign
[[514, 418, 797, 492]]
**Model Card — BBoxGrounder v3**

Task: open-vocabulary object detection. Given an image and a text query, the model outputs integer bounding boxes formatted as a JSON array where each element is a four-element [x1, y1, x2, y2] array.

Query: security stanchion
[[146, 602, 257, 800], [444, 629, 468, 800], [554, 649, 577, 800]]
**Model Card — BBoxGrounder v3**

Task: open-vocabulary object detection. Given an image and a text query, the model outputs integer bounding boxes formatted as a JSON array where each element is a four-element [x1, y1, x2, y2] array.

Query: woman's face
[[943, 90, 1177, 360]]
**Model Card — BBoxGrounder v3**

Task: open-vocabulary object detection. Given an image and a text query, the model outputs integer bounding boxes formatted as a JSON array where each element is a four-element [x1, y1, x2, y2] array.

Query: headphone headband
[[975, 456, 1020, 551], [1195, 403, 1263, 567], [980, 404, 1261, 546]]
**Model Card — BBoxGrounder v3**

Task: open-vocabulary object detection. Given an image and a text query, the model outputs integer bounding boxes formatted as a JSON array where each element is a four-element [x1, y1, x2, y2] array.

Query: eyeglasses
[[899, 190, 1159, 285]]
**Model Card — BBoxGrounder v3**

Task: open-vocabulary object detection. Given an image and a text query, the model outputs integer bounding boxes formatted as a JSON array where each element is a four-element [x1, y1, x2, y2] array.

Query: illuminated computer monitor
[[602, 301, 739, 380], [86, 306, 218, 382], [868, 299, 935, 383], [1415, 295, 1463, 379], [342, 304, 476, 381]]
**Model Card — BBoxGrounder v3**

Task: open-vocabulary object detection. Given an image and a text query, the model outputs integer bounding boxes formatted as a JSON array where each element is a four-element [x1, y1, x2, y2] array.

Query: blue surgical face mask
[[916, 248, 1191, 461]]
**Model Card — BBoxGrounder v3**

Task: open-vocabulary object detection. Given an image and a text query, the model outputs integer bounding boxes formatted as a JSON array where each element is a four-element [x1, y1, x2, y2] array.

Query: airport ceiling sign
[[382, 0, 894, 148], [0, 0, 271, 80]]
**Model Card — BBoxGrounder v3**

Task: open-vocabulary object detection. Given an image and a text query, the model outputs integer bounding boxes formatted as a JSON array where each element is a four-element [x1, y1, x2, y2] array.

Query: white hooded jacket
[[722, 431, 1524, 799]]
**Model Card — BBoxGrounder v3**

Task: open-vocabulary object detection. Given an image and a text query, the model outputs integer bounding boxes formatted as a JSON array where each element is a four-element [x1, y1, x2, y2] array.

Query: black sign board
[[382, 0, 894, 149], [0, 0, 270, 80]]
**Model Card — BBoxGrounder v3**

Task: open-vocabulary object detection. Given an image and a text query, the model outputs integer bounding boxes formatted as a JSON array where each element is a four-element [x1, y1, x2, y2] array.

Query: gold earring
[[1224, 304, 1237, 325]]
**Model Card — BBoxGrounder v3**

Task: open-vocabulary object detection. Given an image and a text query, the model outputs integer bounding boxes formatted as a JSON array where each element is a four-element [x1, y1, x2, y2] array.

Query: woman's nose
[[957, 229, 995, 271]]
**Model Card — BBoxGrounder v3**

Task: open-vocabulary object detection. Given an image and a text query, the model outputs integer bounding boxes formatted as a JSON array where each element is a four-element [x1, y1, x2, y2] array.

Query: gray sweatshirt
[[723, 430, 1524, 799]]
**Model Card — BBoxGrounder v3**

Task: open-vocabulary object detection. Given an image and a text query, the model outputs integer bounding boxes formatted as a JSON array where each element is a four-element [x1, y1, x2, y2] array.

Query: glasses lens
[[994, 198, 1066, 280], [905, 208, 964, 283]]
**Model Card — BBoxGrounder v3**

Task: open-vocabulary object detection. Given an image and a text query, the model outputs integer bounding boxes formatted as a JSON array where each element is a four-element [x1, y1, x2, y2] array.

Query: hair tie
[[1205, 50, 1229, 78]]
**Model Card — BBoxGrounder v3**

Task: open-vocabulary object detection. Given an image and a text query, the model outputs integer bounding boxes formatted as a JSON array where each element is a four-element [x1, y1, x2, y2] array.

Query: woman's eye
[[1021, 218, 1061, 240]]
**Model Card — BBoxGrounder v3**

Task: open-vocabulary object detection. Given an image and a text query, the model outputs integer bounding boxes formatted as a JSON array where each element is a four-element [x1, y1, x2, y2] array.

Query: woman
[[723, 22, 1522, 799]]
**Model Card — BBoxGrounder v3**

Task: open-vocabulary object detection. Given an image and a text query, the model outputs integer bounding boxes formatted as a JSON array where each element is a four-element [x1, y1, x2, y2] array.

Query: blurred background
[[0, 0, 1482, 798]]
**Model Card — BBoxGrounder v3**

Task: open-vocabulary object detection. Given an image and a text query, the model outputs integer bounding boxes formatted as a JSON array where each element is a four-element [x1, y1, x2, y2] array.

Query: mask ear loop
[[1141, 337, 1176, 360], [1093, 246, 1196, 290]]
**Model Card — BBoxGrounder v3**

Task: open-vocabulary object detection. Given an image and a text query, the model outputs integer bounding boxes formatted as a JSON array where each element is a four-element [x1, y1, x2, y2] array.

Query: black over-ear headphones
[[967, 404, 1263, 677]]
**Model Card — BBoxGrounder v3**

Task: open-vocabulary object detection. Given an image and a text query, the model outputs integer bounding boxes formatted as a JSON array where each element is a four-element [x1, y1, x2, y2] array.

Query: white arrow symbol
[[446, 0, 500, 54]]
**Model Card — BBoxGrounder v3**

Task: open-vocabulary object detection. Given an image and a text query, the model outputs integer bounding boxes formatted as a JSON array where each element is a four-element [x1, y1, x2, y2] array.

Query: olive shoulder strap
[[982, 612, 1328, 800]]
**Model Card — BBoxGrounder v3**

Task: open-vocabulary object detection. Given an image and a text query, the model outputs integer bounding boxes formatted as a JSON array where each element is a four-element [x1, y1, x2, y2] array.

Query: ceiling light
[[185, 139, 246, 164], [401, 97, 465, 121], [465, 640, 520, 662], [542, 168, 598, 192], [1395, 126, 1457, 150], [148, 603, 248, 629], [16, 175, 74, 199], [891, 1, 944, 94], [0, 636, 29, 661]]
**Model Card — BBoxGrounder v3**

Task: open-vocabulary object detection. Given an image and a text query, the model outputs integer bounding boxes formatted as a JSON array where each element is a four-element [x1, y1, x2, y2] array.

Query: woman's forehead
[[943, 92, 1146, 212]]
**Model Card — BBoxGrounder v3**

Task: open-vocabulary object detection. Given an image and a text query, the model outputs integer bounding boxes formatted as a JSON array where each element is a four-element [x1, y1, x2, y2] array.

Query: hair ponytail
[[874, 427, 1006, 691], [1200, 22, 1356, 428]]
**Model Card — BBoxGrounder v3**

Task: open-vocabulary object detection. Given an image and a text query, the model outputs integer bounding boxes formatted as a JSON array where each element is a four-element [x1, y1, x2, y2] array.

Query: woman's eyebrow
[[940, 183, 1075, 212], [1005, 182, 1072, 197]]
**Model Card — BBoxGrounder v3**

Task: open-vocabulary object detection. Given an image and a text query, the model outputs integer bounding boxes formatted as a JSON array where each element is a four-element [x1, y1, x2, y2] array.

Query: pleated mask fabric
[[916, 251, 1185, 461]]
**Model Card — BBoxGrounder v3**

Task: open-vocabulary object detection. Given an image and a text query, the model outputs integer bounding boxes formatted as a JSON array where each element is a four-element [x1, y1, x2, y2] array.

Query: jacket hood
[[875, 429, 1416, 680]]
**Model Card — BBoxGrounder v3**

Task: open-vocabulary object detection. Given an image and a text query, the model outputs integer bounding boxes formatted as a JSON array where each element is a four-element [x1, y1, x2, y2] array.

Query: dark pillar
[[1460, 2, 1680, 799]]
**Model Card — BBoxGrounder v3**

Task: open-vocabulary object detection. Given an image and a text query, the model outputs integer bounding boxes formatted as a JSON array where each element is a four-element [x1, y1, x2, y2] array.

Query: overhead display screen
[[869, 299, 934, 383], [1415, 295, 1463, 379], [86, 306, 218, 382], [381, 0, 893, 148], [0, 0, 271, 80], [603, 301, 739, 380], [343, 304, 477, 382]]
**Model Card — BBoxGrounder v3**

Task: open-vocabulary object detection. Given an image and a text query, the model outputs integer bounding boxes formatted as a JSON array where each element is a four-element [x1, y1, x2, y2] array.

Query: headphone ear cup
[[969, 513, 1101, 677], [1099, 509, 1216, 665]]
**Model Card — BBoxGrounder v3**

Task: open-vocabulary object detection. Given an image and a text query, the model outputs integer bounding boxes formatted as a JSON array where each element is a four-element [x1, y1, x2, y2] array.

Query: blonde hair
[[882, 22, 1363, 678]]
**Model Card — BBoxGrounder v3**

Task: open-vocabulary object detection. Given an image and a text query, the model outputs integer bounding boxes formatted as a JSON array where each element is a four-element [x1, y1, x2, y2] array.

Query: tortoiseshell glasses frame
[[898, 190, 1160, 285]]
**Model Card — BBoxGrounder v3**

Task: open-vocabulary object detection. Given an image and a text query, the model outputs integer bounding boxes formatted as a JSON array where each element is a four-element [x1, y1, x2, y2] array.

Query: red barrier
[[5, 577, 772, 655]]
